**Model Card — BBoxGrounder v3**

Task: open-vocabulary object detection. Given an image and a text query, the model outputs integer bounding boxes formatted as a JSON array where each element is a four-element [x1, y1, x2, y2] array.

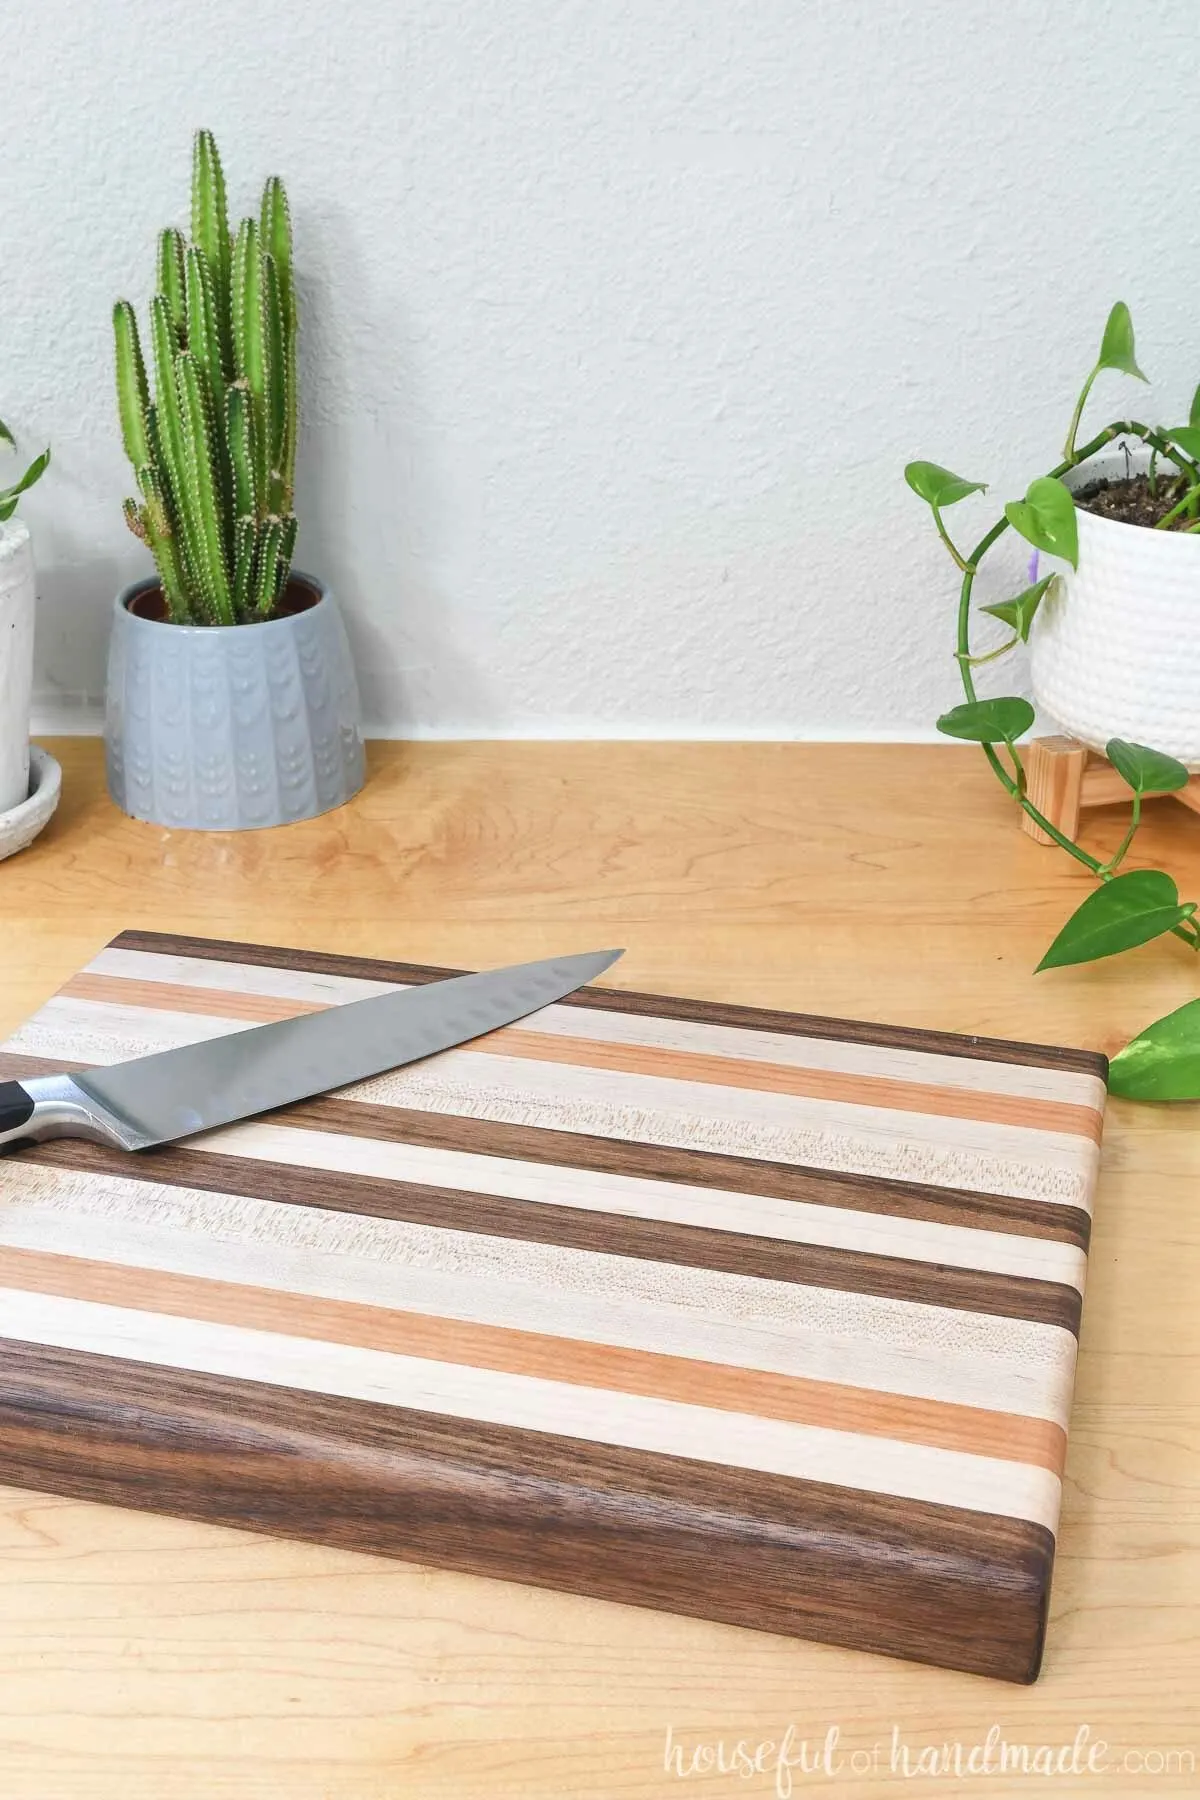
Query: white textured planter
[[0, 746, 61, 862], [1031, 445, 1200, 768], [0, 518, 36, 814]]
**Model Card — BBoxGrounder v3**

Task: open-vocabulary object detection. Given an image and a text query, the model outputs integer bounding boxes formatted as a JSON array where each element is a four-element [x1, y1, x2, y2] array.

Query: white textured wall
[[2, 0, 1196, 737]]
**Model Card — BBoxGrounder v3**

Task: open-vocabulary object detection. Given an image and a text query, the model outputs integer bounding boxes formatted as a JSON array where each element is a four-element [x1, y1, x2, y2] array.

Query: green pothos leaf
[[1108, 998, 1200, 1100], [1036, 869, 1194, 972], [0, 446, 51, 520], [1096, 300, 1147, 381], [935, 697, 1034, 743], [1163, 425, 1200, 461], [1004, 477, 1079, 570], [904, 461, 987, 508], [1106, 739, 1190, 796], [981, 575, 1056, 643]]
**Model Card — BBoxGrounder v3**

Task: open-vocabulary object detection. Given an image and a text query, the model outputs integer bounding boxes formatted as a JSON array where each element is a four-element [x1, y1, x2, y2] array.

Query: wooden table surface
[[2, 739, 1198, 1799]]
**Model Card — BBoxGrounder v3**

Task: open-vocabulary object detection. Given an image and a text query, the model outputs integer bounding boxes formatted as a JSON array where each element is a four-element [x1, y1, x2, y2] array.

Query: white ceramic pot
[[1030, 444, 1200, 768], [0, 518, 36, 814]]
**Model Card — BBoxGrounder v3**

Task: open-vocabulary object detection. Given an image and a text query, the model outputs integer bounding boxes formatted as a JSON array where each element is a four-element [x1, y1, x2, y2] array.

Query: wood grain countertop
[[2, 738, 1198, 1799]]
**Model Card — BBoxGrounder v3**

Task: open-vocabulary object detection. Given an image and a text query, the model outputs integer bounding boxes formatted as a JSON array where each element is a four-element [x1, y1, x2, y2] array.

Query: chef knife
[[0, 948, 622, 1155]]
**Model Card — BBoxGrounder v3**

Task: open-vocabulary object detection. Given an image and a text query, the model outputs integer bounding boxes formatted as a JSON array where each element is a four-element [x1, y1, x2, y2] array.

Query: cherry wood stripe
[[0, 1336, 1055, 1682], [111, 930, 1110, 1080], [0, 1053, 1091, 1249], [57, 972, 1103, 1143], [0, 1244, 1067, 1472], [64, 973, 328, 1026], [13, 1137, 1083, 1334], [485, 1030, 1101, 1140]]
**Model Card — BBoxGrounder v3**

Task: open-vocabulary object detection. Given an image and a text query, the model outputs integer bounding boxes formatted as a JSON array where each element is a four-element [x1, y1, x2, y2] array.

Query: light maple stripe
[[191, 1119, 1088, 1290], [0, 1162, 1077, 1421], [0, 1286, 1064, 1529], [59, 968, 1103, 1139], [6, 998, 248, 1064], [85, 945, 1107, 1109], [0, 1245, 1066, 1472], [6, 998, 1100, 1209], [90, 947, 400, 1006], [352, 1054, 1100, 1210]]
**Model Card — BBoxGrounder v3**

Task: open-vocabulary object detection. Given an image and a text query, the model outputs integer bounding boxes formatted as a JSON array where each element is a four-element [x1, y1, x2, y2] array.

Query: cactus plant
[[113, 131, 299, 624]]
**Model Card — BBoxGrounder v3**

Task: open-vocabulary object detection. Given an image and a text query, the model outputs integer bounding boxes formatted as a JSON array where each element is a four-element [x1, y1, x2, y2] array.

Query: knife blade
[[0, 947, 623, 1155]]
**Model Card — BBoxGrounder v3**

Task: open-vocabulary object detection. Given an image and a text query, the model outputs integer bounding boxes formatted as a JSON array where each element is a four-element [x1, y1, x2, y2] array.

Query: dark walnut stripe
[[111, 930, 1110, 1080], [290, 1097, 1094, 1252], [0, 1336, 1054, 1683], [0, 1053, 1092, 1251], [16, 1136, 1083, 1334]]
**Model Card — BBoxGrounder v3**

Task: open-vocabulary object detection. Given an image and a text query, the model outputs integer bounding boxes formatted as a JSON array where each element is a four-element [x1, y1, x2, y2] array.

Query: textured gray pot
[[105, 574, 365, 830]]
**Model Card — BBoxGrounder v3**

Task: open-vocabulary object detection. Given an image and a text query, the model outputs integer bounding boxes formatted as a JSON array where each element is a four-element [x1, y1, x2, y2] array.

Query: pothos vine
[[908, 303, 1200, 1100]]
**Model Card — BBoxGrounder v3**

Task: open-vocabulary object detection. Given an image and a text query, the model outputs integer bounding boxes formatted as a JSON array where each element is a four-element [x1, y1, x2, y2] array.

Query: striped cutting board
[[0, 932, 1106, 1682]]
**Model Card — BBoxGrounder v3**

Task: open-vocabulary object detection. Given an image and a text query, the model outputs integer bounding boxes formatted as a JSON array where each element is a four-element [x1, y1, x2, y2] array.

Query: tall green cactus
[[114, 131, 299, 624]]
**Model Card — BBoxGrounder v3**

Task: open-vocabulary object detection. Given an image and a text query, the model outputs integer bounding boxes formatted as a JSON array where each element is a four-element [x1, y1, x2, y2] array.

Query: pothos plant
[[908, 302, 1200, 1103], [0, 419, 49, 521]]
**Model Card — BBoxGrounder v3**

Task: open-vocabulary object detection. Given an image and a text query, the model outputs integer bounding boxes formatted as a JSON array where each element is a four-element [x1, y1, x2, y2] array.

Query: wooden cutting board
[[0, 931, 1106, 1683]]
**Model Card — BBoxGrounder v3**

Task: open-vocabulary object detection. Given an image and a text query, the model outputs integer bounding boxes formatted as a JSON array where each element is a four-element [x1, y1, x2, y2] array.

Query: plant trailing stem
[[1062, 365, 1099, 464], [1102, 792, 1141, 876], [932, 503, 968, 571], [955, 636, 1020, 668], [954, 518, 1099, 870]]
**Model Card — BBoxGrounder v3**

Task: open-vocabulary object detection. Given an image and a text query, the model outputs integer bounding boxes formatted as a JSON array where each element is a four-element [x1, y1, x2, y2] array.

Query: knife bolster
[[0, 1075, 147, 1153]]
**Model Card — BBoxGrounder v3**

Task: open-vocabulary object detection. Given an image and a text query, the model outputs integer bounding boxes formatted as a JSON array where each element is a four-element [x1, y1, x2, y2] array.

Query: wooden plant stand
[[1022, 735, 1200, 844]]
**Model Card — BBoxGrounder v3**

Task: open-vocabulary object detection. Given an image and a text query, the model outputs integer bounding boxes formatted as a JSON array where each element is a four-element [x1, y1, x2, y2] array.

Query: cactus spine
[[114, 131, 299, 624]]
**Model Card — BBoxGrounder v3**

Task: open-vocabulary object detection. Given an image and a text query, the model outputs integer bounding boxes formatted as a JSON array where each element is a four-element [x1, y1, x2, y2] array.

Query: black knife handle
[[0, 1081, 36, 1143]]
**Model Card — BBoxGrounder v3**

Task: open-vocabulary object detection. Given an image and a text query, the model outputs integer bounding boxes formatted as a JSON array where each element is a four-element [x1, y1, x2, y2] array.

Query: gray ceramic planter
[[105, 574, 365, 830]]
